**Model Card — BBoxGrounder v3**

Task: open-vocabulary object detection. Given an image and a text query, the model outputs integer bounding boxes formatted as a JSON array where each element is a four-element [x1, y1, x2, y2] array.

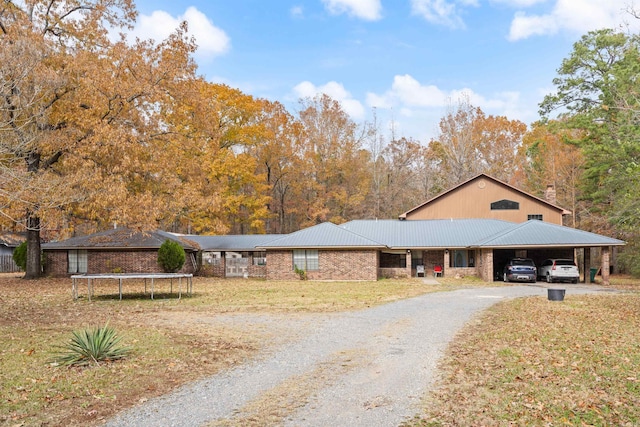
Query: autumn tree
[[162, 80, 273, 235], [295, 94, 371, 226], [0, 0, 137, 278], [429, 98, 481, 187], [522, 121, 585, 227], [474, 114, 527, 184], [249, 100, 303, 233], [429, 97, 527, 189], [376, 137, 433, 218], [364, 109, 387, 219], [0, 1, 201, 277]]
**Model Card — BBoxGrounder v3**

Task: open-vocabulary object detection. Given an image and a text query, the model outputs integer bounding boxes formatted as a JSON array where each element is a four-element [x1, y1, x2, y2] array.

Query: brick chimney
[[545, 184, 557, 205]]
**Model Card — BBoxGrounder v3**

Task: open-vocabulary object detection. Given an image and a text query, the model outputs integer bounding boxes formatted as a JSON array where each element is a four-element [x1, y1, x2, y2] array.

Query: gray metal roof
[[340, 219, 515, 248], [258, 222, 385, 249], [474, 220, 626, 248], [42, 220, 625, 252], [182, 234, 282, 251]]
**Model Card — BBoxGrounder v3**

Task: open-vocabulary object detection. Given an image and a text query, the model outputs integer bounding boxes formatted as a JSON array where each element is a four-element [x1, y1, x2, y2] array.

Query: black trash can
[[548, 288, 565, 301]]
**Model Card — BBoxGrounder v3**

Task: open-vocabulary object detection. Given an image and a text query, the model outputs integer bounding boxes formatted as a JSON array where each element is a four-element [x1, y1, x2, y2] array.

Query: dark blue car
[[503, 258, 537, 283]]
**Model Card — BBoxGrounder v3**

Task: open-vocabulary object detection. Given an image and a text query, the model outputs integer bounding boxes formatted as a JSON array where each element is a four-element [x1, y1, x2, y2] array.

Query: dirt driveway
[[105, 284, 603, 427]]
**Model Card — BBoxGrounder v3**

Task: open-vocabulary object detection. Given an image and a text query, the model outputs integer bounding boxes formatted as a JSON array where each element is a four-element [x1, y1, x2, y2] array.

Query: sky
[[129, 0, 639, 143]]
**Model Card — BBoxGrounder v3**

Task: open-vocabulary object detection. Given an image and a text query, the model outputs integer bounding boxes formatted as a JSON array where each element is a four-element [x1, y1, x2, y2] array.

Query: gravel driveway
[[105, 284, 604, 427]]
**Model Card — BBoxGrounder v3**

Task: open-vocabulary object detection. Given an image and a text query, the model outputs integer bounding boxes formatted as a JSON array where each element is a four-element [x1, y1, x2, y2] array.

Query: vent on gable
[[490, 199, 519, 210]]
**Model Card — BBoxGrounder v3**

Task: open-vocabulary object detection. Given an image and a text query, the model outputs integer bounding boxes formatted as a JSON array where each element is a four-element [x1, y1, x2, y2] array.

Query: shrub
[[12, 241, 27, 270], [294, 265, 307, 280], [52, 324, 131, 366], [157, 239, 186, 273]]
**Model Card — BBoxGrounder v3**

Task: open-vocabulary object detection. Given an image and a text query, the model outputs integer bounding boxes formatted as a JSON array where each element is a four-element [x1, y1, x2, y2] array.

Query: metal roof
[[182, 234, 282, 251], [474, 220, 626, 248], [42, 220, 625, 252], [340, 219, 515, 248], [258, 222, 386, 249]]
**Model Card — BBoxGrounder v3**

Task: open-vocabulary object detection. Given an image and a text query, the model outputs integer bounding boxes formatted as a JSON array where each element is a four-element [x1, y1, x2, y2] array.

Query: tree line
[[1, 1, 638, 278]]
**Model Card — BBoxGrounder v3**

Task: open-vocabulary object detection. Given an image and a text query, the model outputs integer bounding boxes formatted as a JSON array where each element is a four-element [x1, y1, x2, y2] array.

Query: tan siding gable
[[402, 175, 565, 224]]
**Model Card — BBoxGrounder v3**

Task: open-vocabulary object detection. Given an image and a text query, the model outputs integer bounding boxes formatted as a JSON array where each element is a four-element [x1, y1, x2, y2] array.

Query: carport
[[474, 221, 625, 285]]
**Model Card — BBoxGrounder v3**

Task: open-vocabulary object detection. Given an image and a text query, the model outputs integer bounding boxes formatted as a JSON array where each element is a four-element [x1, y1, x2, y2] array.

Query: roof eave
[[476, 242, 626, 249], [258, 245, 386, 250]]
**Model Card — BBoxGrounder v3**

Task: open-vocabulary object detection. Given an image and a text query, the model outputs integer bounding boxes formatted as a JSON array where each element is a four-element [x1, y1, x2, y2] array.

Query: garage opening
[[492, 248, 576, 281]]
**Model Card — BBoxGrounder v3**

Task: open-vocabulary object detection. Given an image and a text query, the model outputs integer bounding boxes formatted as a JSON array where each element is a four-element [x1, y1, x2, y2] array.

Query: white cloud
[[322, 0, 383, 21], [367, 74, 448, 108], [508, 0, 640, 41], [293, 76, 530, 142], [293, 81, 366, 119], [367, 74, 524, 118], [410, 0, 471, 29], [491, 0, 547, 6], [130, 7, 230, 58], [290, 5, 304, 18], [508, 12, 558, 40]]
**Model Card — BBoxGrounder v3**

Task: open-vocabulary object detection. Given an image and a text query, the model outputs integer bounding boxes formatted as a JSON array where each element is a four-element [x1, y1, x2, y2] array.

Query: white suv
[[538, 259, 580, 283]]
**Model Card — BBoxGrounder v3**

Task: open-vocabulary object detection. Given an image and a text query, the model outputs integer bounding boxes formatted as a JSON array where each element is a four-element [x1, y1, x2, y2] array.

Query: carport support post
[[601, 246, 610, 286], [443, 250, 450, 277], [406, 250, 412, 278], [584, 247, 591, 284]]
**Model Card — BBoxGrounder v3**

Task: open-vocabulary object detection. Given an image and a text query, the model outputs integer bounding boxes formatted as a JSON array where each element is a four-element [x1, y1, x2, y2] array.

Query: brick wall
[[248, 264, 266, 278], [44, 249, 196, 276], [44, 251, 67, 276], [267, 250, 378, 281], [477, 249, 493, 281], [422, 250, 446, 277], [199, 264, 225, 277]]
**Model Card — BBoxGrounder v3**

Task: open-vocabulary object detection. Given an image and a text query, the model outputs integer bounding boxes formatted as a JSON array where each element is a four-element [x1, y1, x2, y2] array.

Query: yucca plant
[[52, 324, 131, 367]]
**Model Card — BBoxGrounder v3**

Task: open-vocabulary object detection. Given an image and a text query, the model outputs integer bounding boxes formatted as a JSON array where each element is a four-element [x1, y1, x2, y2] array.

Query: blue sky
[[130, 0, 639, 142]]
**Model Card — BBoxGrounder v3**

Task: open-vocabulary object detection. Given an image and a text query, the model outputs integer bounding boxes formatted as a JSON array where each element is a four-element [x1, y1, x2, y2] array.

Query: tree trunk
[[25, 210, 42, 279]]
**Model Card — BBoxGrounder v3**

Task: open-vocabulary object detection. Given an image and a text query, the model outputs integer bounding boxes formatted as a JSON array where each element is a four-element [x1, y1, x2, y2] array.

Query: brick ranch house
[[43, 228, 199, 276], [259, 219, 623, 283], [42, 174, 625, 283]]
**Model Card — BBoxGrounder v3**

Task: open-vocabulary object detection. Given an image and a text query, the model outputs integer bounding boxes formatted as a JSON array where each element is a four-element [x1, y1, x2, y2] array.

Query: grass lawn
[[406, 277, 640, 426], [1, 273, 457, 426], [2, 273, 638, 426]]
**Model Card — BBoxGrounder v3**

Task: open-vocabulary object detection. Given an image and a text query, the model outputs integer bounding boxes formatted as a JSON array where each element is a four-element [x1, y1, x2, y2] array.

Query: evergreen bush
[[12, 241, 27, 271], [157, 239, 186, 273]]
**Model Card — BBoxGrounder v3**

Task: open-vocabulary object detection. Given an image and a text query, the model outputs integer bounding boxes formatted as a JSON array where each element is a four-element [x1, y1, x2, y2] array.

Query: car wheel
[[546, 273, 552, 283], [572, 278, 578, 284], [503, 273, 509, 283]]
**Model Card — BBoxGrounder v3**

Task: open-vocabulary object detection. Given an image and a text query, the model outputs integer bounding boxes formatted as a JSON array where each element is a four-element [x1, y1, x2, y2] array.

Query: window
[[293, 250, 319, 271], [491, 199, 519, 210], [252, 251, 266, 266], [379, 252, 407, 268], [202, 252, 221, 265], [528, 214, 543, 221], [68, 250, 88, 273], [450, 250, 475, 268]]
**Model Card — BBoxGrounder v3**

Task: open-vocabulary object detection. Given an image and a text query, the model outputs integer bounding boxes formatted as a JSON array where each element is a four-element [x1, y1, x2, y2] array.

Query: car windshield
[[512, 259, 534, 266], [555, 259, 576, 266]]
